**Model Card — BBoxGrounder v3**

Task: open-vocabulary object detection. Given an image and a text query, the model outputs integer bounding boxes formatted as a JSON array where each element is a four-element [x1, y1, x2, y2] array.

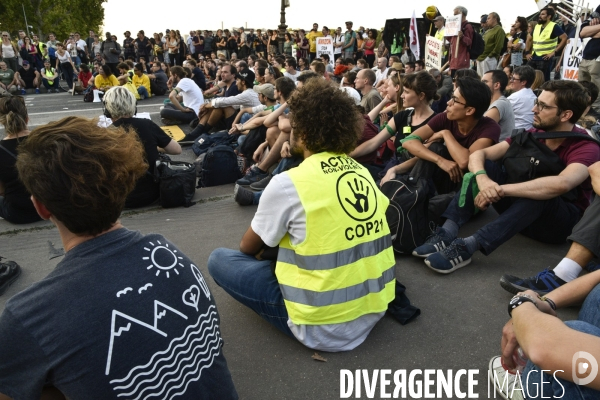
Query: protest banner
[[445, 15, 461, 36], [562, 39, 582, 81], [425, 36, 443, 69], [316, 37, 334, 66]]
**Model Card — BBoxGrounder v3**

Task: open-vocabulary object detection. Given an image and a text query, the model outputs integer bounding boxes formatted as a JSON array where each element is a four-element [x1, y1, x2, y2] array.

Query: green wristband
[[386, 124, 395, 136]]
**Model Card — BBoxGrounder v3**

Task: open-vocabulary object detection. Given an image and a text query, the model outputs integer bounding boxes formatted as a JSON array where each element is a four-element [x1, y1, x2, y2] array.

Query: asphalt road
[[0, 97, 582, 399]]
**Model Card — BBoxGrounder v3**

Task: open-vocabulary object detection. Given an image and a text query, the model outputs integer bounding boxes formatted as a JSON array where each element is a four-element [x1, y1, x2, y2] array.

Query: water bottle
[[512, 346, 528, 374]]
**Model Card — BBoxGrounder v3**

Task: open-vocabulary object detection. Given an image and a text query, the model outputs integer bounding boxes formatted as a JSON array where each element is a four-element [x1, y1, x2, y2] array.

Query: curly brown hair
[[16, 117, 148, 236], [287, 79, 363, 154]]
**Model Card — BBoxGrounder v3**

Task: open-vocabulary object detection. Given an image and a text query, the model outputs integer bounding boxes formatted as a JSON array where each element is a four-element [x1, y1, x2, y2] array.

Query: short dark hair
[[361, 69, 376, 85], [101, 65, 113, 76], [186, 59, 197, 67], [256, 59, 269, 69], [311, 61, 326, 75], [297, 71, 319, 84], [117, 62, 129, 70], [275, 76, 296, 99], [275, 56, 285, 65], [541, 6, 555, 19], [16, 117, 147, 236], [513, 65, 535, 88], [455, 68, 479, 80], [237, 60, 248, 69], [579, 80, 599, 106], [415, 60, 425, 68], [321, 53, 330, 62], [170, 66, 186, 78], [404, 71, 440, 102], [389, 56, 401, 64], [487, 70, 508, 92], [344, 58, 355, 65], [288, 79, 363, 154], [456, 77, 492, 119], [540, 80, 590, 123], [286, 58, 296, 68], [344, 70, 357, 85], [406, 61, 416, 70]]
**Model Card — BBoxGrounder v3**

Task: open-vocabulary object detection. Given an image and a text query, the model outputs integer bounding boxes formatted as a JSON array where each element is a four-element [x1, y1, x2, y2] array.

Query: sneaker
[[55, 89, 60, 93], [500, 268, 566, 295], [236, 167, 269, 186], [35, 88, 40, 94], [178, 132, 202, 143], [412, 224, 453, 258], [488, 356, 525, 400], [68, 89, 73, 94], [20, 89, 26, 95], [234, 184, 254, 206], [424, 238, 472, 274], [0, 257, 22, 296], [249, 174, 273, 191]]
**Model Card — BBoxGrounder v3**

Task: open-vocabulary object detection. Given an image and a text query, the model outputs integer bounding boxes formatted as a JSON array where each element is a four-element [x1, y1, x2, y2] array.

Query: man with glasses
[[414, 80, 600, 274], [507, 65, 537, 130]]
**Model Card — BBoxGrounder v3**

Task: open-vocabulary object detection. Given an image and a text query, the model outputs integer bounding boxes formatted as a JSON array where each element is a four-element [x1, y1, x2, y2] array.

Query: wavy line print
[[116, 325, 220, 398], [138, 283, 153, 294], [116, 287, 133, 297], [113, 318, 218, 394], [110, 306, 216, 384]]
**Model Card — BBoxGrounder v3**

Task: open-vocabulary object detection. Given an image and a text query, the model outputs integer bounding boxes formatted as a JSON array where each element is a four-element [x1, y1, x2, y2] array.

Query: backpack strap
[[0, 143, 17, 159], [532, 131, 600, 145]]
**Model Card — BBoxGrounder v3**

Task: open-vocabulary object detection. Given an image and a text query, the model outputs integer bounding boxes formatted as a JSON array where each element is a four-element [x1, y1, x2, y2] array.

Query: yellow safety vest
[[435, 27, 447, 57], [276, 152, 396, 326], [533, 21, 558, 56], [44, 68, 55, 85]]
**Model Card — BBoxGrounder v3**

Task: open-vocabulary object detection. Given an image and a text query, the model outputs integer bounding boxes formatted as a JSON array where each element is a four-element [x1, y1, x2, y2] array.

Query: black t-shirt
[[0, 138, 37, 213], [17, 67, 36, 85], [112, 118, 172, 205], [0, 228, 238, 400], [583, 6, 600, 60], [135, 37, 150, 56], [191, 67, 207, 90], [392, 110, 438, 150], [153, 70, 169, 92], [224, 81, 239, 97]]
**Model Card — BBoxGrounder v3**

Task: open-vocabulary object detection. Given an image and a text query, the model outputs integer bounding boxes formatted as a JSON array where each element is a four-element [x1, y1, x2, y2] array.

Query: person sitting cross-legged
[[208, 78, 419, 351], [160, 66, 204, 125], [132, 63, 152, 100], [413, 80, 600, 274]]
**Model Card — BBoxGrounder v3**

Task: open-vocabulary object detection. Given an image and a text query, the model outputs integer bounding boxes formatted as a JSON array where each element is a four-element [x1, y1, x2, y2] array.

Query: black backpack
[[154, 157, 197, 208], [197, 145, 242, 187], [468, 25, 485, 60], [502, 129, 600, 201], [191, 131, 238, 156], [381, 175, 430, 254]]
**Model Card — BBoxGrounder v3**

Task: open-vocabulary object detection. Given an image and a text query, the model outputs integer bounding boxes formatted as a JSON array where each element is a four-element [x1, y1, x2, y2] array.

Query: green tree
[[0, 0, 105, 41]]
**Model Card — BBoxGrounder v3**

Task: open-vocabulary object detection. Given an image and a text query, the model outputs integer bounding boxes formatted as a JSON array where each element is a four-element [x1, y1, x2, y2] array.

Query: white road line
[[27, 104, 161, 116]]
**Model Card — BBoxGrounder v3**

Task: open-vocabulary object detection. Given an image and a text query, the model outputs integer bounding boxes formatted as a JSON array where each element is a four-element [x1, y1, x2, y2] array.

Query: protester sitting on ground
[[355, 68, 382, 114], [0, 95, 41, 225], [404, 62, 416, 74], [265, 64, 282, 84], [147, 62, 169, 96], [184, 59, 206, 90], [15, 61, 41, 94], [94, 65, 119, 93], [74, 64, 92, 94], [116, 62, 133, 85], [183, 66, 258, 141], [365, 74, 403, 128], [229, 83, 277, 135], [351, 72, 439, 182], [132, 63, 152, 100], [160, 66, 204, 126], [283, 58, 298, 82], [208, 77, 397, 352], [0, 116, 238, 399], [374, 57, 389, 88], [430, 68, 453, 99], [309, 61, 327, 79], [507, 65, 537, 130], [0, 62, 18, 95], [414, 80, 600, 274], [481, 70, 516, 141], [104, 87, 181, 207], [40, 59, 60, 93], [489, 257, 600, 398]]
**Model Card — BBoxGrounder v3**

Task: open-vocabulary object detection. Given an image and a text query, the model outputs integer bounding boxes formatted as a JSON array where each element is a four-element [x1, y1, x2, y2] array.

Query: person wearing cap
[[432, 16, 448, 63], [480, 14, 489, 34], [15, 60, 41, 94], [477, 12, 506, 77]]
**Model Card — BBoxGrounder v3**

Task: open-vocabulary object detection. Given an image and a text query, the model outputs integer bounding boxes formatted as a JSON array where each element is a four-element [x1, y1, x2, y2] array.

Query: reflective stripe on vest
[[532, 21, 558, 56], [276, 152, 396, 326]]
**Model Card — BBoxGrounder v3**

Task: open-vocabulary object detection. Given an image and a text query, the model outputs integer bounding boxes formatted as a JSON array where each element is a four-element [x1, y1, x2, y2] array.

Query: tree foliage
[[0, 0, 105, 41]]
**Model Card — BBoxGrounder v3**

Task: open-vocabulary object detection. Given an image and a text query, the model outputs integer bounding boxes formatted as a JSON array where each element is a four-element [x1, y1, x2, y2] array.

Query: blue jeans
[[521, 284, 600, 400], [160, 103, 197, 124], [137, 85, 149, 99], [42, 77, 60, 90], [441, 160, 581, 255], [207, 248, 295, 338]]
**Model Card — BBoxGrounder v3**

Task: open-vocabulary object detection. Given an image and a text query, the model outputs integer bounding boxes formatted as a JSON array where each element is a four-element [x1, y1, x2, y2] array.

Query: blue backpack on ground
[[191, 131, 238, 156], [197, 145, 242, 187]]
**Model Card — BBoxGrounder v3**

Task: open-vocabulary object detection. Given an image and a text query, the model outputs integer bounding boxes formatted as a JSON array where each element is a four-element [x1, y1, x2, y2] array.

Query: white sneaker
[[68, 89, 73, 93], [488, 356, 525, 400]]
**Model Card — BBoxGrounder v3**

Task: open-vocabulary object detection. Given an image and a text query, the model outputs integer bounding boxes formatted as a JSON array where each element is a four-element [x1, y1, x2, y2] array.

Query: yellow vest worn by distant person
[[533, 21, 558, 56], [435, 27, 447, 57], [275, 152, 396, 326]]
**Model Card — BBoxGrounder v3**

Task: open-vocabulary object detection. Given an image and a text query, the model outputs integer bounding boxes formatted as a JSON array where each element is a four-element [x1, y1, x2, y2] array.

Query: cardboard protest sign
[[425, 36, 443, 69], [316, 37, 334, 66], [445, 15, 461, 36]]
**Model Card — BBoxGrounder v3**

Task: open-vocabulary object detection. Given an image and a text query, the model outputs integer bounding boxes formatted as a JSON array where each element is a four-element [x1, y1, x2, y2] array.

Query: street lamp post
[[278, 0, 288, 55]]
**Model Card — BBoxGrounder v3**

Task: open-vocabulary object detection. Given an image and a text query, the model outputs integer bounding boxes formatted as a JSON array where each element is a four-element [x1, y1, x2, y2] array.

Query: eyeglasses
[[510, 77, 523, 82], [449, 96, 468, 107], [533, 99, 560, 111]]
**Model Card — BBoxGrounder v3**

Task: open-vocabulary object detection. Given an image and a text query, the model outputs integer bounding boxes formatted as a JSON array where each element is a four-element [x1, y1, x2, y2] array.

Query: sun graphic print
[[143, 240, 184, 278]]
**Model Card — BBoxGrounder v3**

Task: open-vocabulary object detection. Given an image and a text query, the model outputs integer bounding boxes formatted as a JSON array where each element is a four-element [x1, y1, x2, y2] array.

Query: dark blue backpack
[[197, 145, 242, 187], [192, 131, 238, 156]]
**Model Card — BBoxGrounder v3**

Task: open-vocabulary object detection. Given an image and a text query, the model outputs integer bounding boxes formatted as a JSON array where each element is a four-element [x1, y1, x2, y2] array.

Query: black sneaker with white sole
[[500, 268, 566, 295], [0, 257, 22, 296]]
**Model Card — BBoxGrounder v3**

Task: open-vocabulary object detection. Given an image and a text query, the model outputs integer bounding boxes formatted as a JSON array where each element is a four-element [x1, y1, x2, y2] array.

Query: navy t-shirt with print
[[0, 228, 238, 400]]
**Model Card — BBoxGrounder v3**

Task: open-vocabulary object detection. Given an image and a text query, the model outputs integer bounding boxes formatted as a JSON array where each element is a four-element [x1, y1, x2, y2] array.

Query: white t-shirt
[[333, 35, 344, 55], [283, 71, 297, 82], [508, 88, 536, 130], [176, 77, 204, 116], [375, 68, 388, 86], [56, 51, 72, 63], [251, 172, 385, 352]]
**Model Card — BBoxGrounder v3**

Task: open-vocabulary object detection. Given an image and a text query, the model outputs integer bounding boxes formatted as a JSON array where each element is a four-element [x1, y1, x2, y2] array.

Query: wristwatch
[[508, 294, 537, 317]]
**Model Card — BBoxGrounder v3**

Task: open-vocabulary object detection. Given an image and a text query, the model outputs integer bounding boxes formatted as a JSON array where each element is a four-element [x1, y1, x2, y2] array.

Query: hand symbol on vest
[[345, 178, 370, 213]]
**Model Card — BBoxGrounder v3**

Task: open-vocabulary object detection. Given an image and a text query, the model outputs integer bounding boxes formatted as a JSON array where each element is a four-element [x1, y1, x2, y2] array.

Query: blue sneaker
[[412, 225, 453, 258], [424, 238, 472, 274], [499, 268, 566, 295], [236, 166, 268, 186]]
